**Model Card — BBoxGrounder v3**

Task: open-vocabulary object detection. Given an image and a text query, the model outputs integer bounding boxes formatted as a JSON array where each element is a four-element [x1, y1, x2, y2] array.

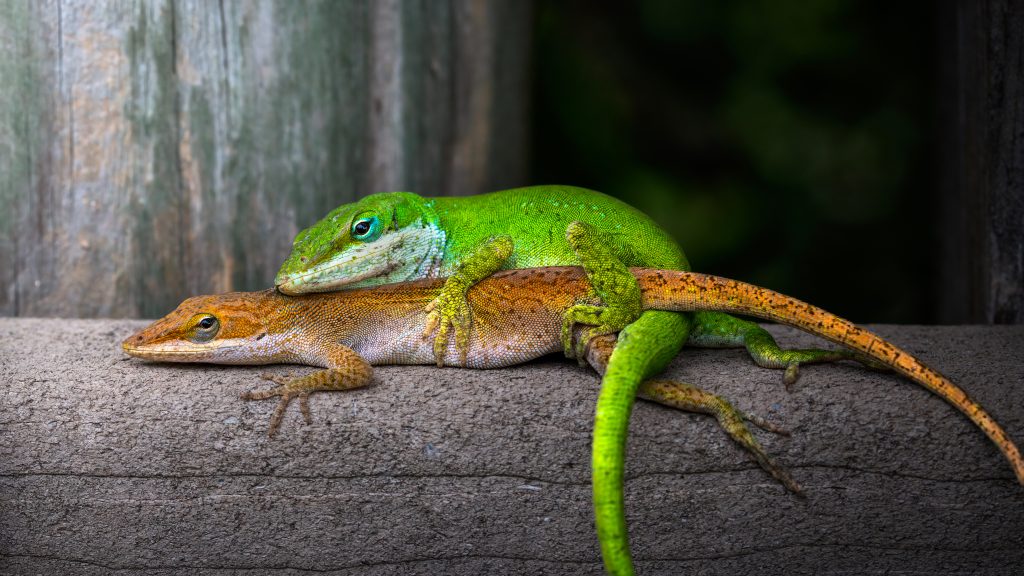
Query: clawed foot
[[782, 353, 890, 391], [784, 363, 800, 390], [718, 404, 803, 496], [240, 373, 313, 437], [561, 303, 634, 364], [640, 378, 803, 496], [422, 283, 471, 367]]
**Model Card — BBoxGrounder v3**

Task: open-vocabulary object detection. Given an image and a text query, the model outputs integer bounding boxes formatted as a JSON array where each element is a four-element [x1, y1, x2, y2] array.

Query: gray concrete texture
[[2, 320, 1023, 575]]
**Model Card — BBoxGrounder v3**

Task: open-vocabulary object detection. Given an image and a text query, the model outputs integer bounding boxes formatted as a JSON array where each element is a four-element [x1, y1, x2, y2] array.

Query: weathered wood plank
[[172, 0, 373, 303], [0, 0, 531, 319], [938, 0, 1024, 323], [0, 1, 182, 319], [2, 322, 1022, 573], [0, 0, 36, 317]]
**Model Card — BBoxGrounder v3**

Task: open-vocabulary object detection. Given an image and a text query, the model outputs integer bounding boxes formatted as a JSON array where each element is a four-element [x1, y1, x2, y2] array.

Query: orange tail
[[636, 268, 1024, 484]]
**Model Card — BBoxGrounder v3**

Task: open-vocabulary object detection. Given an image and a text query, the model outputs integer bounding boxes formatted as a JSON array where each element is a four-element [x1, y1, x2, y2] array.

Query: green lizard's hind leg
[[561, 221, 644, 360], [423, 235, 514, 367], [586, 334, 802, 495], [690, 310, 888, 389]]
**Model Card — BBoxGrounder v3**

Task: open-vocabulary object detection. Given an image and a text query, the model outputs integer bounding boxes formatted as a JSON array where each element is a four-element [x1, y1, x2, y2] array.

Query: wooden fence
[[0, 0, 531, 318]]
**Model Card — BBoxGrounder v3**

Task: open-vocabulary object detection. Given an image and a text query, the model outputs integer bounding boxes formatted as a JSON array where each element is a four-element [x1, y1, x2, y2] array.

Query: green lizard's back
[[430, 185, 690, 274]]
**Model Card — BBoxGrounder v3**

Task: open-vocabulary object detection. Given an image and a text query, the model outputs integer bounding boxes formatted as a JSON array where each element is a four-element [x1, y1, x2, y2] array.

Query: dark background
[[530, 0, 935, 324]]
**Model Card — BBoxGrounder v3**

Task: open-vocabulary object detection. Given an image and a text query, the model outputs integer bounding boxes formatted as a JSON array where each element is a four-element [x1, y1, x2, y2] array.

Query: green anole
[[125, 266, 1024, 574], [273, 185, 881, 573]]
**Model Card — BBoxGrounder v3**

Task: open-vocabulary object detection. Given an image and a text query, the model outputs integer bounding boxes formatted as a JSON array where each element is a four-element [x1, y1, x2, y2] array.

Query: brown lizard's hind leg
[[638, 378, 802, 495], [241, 344, 373, 437], [585, 334, 801, 495]]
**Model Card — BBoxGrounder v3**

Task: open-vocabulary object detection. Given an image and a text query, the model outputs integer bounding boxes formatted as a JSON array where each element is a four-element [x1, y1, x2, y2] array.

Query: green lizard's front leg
[[422, 235, 514, 367]]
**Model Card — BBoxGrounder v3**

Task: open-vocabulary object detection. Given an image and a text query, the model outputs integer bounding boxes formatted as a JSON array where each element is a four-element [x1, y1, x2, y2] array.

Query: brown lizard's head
[[122, 290, 284, 365]]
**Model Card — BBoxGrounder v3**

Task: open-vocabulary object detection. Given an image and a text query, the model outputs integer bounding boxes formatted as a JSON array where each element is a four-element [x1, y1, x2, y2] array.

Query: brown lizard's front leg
[[240, 342, 374, 437]]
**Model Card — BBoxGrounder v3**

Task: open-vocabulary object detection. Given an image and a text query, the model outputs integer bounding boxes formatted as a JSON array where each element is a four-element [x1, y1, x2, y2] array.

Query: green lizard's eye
[[351, 214, 382, 242], [188, 313, 220, 343]]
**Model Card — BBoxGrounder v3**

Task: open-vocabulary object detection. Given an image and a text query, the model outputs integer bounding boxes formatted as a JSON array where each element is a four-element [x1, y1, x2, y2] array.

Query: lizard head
[[275, 192, 446, 295], [122, 290, 283, 364]]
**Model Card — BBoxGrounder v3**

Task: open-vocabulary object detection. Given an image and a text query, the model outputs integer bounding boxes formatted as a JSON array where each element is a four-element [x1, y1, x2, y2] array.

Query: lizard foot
[[719, 403, 803, 496], [422, 234, 513, 368], [781, 354, 890, 391], [422, 282, 471, 368], [639, 378, 803, 496], [561, 303, 635, 364], [691, 311, 892, 390], [560, 220, 644, 364], [742, 409, 791, 437], [241, 373, 316, 437]]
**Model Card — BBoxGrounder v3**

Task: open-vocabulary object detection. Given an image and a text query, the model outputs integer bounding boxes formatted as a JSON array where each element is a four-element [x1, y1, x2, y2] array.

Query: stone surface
[[1, 321, 1023, 574]]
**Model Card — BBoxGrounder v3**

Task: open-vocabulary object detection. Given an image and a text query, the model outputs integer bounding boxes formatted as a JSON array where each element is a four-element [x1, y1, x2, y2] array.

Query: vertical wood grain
[[938, 0, 1024, 324], [0, 0, 531, 318], [172, 0, 372, 305]]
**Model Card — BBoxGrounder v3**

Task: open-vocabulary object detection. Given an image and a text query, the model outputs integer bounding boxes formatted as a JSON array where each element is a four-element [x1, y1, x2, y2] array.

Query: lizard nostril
[[300, 256, 308, 263]]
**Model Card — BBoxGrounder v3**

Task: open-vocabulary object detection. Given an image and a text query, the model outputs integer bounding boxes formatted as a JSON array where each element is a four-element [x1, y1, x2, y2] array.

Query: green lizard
[[123, 265, 1024, 570], [273, 185, 881, 574]]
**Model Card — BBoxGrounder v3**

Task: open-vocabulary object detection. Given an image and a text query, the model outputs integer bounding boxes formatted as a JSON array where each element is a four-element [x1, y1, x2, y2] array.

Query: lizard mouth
[[122, 340, 242, 362], [275, 258, 396, 295], [276, 224, 443, 295]]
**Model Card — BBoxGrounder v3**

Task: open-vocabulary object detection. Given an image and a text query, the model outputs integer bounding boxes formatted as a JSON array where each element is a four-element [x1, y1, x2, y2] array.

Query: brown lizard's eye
[[189, 314, 221, 343]]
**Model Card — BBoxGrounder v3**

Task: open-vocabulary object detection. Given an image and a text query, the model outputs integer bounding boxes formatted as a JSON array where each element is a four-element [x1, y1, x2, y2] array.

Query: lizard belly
[[341, 267, 591, 370], [344, 310, 565, 369], [350, 327, 563, 370]]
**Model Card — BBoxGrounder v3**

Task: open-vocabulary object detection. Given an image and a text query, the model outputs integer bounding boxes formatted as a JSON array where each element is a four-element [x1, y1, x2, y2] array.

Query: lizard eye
[[189, 313, 220, 343], [351, 214, 382, 242]]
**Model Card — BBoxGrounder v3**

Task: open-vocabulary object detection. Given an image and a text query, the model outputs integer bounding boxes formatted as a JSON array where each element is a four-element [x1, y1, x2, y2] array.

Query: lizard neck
[[409, 197, 446, 279], [341, 199, 446, 288]]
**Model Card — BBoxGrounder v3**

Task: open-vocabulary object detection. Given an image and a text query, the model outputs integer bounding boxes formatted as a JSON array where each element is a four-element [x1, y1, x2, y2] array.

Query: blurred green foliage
[[530, 0, 935, 323]]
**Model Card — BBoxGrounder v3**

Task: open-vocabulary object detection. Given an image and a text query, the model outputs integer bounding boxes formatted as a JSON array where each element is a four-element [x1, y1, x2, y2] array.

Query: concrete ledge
[[2, 320, 1023, 575]]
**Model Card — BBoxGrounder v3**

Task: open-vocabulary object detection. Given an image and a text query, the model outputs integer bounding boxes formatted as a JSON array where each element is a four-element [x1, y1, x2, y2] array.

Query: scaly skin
[[124, 267, 1024, 486], [273, 185, 867, 375], [274, 186, 687, 367], [273, 186, 886, 575]]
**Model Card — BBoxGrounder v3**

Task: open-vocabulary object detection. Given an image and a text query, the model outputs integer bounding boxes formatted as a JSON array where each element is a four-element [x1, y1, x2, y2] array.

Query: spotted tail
[[634, 268, 1024, 485]]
